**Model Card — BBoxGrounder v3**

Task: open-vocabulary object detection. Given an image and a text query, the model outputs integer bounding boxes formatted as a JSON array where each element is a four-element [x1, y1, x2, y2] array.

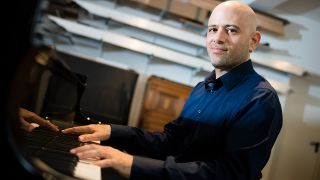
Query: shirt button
[[197, 109, 201, 113]]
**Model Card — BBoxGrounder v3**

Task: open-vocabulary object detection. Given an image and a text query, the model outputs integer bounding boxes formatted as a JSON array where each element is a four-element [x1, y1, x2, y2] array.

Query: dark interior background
[[2, 0, 44, 179]]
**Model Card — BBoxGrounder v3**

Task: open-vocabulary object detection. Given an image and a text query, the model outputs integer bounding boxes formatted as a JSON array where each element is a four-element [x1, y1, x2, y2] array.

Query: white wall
[[258, 11, 320, 77]]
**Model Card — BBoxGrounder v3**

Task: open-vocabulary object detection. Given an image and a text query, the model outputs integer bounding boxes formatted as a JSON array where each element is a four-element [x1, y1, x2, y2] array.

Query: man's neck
[[215, 69, 228, 79], [214, 59, 250, 79]]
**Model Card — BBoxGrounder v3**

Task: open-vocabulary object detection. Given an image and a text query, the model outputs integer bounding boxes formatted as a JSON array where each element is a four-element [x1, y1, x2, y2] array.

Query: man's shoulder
[[193, 80, 205, 89], [241, 73, 278, 96]]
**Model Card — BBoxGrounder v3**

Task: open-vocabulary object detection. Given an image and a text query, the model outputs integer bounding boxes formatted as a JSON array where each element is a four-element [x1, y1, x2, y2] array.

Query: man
[[62, 1, 283, 179]]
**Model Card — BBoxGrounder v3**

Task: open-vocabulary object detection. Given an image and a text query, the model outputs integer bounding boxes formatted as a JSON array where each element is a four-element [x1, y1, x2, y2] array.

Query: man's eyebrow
[[207, 24, 240, 30], [225, 24, 240, 30], [207, 25, 216, 28]]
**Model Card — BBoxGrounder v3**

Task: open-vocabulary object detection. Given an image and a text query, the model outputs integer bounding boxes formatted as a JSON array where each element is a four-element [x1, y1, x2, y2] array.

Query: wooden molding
[[190, 0, 221, 10], [190, 0, 288, 35], [256, 13, 285, 35], [129, 0, 289, 35], [130, 0, 209, 22]]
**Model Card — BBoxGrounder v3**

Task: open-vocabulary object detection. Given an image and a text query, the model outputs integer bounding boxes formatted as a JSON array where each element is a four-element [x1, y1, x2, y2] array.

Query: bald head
[[210, 1, 258, 34]]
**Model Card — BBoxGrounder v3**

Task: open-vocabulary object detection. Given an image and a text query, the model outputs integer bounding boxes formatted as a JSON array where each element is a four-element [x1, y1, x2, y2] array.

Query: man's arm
[[103, 117, 192, 159]]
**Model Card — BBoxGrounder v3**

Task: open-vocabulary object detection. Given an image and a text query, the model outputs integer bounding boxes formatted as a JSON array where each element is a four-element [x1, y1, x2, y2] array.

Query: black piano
[[5, 45, 137, 179]]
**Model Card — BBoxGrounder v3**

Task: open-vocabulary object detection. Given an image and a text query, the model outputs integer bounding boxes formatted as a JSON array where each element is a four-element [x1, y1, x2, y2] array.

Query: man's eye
[[208, 28, 217, 32], [227, 28, 237, 33]]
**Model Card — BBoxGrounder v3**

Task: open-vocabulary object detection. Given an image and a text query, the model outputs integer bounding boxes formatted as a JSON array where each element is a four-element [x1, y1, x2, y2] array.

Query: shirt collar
[[205, 60, 255, 91]]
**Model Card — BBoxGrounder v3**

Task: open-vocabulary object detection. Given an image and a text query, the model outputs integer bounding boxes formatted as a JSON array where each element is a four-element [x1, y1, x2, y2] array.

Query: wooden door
[[139, 76, 192, 132]]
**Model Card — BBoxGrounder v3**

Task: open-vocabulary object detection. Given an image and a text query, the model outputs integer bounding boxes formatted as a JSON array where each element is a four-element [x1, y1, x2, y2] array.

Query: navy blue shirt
[[106, 60, 283, 180]]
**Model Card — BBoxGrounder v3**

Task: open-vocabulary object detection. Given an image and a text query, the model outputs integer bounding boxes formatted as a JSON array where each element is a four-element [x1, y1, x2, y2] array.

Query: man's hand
[[62, 124, 111, 142], [70, 144, 133, 178], [19, 108, 59, 132]]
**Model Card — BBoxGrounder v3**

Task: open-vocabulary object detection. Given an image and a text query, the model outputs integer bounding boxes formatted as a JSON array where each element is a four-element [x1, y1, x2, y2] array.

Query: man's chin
[[211, 62, 235, 70], [211, 60, 225, 68]]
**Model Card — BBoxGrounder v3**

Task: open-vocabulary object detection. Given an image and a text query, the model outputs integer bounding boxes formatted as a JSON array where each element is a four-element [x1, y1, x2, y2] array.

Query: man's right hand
[[62, 124, 111, 142]]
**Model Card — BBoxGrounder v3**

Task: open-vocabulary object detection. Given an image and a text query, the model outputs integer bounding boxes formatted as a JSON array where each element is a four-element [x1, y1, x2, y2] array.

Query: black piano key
[[22, 126, 86, 178], [36, 148, 79, 176]]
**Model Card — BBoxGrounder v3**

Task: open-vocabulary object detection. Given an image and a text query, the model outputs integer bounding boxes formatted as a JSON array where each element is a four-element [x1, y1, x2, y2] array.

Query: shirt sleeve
[[102, 117, 191, 159], [130, 156, 231, 180]]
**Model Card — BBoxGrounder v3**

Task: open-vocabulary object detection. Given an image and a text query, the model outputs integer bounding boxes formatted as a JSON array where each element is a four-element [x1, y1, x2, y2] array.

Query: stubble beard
[[210, 50, 249, 70], [210, 55, 237, 70]]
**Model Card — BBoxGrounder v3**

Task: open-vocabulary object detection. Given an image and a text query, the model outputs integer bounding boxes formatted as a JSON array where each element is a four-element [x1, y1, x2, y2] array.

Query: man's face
[[206, 5, 254, 71]]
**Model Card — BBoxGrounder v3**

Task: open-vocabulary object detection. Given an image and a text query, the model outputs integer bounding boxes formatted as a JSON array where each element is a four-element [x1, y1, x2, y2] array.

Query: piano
[[6, 45, 127, 180], [4, 0, 138, 177]]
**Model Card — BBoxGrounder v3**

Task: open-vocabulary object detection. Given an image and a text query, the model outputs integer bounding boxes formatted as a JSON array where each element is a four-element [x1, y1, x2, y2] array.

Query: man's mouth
[[210, 47, 227, 54]]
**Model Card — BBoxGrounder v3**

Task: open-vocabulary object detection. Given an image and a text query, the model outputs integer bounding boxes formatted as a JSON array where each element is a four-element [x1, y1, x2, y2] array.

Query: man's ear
[[249, 31, 261, 52]]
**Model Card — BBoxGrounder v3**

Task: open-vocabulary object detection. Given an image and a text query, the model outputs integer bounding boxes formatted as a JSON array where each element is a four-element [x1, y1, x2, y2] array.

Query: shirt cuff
[[131, 156, 164, 180], [109, 124, 134, 140]]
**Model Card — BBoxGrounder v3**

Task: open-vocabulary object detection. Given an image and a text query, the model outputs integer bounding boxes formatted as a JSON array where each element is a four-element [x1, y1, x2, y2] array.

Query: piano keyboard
[[21, 126, 101, 180]]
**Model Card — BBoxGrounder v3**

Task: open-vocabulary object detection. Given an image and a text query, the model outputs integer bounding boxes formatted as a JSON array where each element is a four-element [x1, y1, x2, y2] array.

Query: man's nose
[[213, 29, 227, 44]]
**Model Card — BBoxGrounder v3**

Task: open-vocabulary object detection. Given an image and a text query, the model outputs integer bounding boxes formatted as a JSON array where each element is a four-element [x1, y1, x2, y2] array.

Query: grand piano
[[5, 45, 136, 180]]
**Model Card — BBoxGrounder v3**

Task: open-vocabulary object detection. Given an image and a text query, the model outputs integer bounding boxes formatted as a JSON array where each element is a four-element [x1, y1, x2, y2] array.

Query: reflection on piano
[[10, 46, 103, 179], [7, 46, 127, 180], [21, 125, 101, 180]]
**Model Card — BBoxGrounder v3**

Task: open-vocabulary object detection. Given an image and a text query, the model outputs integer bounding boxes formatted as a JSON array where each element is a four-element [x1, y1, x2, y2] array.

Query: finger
[[71, 145, 102, 159], [93, 159, 112, 168], [70, 144, 99, 154], [70, 145, 91, 154], [27, 114, 59, 132], [78, 133, 102, 142], [40, 120, 59, 132], [76, 149, 101, 160], [20, 119, 36, 132], [63, 127, 95, 142], [62, 126, 93, 134]]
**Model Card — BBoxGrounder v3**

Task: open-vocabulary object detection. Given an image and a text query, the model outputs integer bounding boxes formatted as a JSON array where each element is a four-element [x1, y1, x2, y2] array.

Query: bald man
[[63, 1, 282, 179]]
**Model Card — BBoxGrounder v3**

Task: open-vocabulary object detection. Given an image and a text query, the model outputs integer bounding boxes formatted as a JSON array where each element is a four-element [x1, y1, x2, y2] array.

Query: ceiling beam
[[248, 0, 288, 11]]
